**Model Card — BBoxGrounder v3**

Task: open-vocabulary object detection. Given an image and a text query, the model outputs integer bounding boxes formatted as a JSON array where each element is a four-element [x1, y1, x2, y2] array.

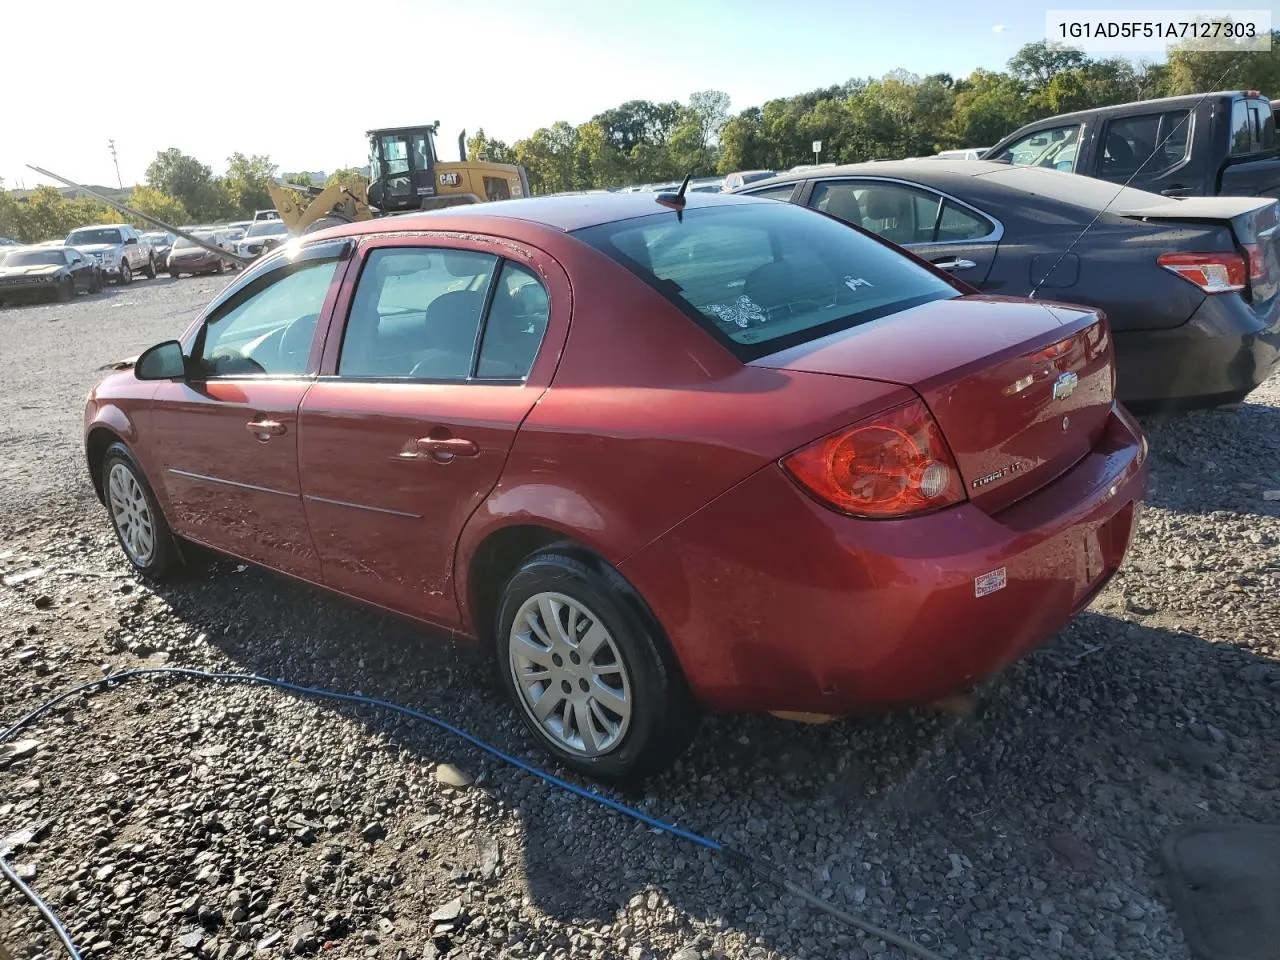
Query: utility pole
[[108, 139, 122, 189]]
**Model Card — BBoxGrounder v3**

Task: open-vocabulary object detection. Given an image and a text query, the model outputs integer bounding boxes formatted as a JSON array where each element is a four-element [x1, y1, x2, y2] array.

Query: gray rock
[[436, 763, 473, 788], [178, 931, 203, 952]]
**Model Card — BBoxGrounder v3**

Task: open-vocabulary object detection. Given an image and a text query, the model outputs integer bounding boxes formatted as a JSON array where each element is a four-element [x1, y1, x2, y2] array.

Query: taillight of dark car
[[782, 399, 966, 519], [1241, 242, 1272, 290], [1157, 252, 1247, 294]]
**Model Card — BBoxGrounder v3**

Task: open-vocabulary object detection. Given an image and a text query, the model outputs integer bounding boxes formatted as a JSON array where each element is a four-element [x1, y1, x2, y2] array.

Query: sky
[[4, 0, 1274, 189]]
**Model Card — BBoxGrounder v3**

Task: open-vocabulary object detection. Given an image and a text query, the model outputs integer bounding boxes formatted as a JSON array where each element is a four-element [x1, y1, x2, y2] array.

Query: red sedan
[[84, 192, 1149, 778]]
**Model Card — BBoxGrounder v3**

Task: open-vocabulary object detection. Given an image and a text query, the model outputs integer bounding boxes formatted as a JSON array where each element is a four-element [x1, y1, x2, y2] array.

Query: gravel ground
[[2, 278, 1279, 960]]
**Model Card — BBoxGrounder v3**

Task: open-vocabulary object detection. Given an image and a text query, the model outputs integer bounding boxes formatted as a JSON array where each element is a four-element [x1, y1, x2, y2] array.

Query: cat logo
[[438, 172, 461, 187]]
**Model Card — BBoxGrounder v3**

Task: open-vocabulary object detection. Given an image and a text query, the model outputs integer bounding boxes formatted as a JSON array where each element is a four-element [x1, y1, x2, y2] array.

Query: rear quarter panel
[[455, 241, 911, 627]]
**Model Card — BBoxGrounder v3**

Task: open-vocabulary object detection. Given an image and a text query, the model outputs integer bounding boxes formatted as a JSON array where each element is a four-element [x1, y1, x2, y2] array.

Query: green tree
[[466, 128, 513, 164], [1164, 28, 1280, 95], [145, 148, 215, 213], [223, 153, 277, 217], [1008, 41, 1089, 92], [948, 69, 1028, 147], [128, 185, 188, 227], [717, 107, 768, 173]]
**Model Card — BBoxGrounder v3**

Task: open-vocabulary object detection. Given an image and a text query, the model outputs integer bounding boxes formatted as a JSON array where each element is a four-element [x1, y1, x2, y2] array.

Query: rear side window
[[1231, 99, 1274, 155], [1101, 110, 1190, 178], [744, 183, 798, 201], [575, 202, 958, 359]]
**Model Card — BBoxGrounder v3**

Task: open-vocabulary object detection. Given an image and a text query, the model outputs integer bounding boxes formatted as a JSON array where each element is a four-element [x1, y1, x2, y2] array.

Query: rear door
[[148, 241, 350, 580], [805, 178, 999, 284], [297, 235, 567, 628]]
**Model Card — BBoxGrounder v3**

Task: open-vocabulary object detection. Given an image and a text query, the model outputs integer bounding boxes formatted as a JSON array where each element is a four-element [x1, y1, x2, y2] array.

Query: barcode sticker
[[975, 567, 1007, 598]]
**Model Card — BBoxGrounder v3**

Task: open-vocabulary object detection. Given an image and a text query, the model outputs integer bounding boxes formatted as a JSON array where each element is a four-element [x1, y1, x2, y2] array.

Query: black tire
[[55, 277, 73, 302], [170, 270, 180, 280], [495, 550, 699, 781], [116, 260, 132, 285], [213, 259, 224, 275], [100, 442, 181, 579], [143, 255, 156, 279], [89, 271, 103, 293]]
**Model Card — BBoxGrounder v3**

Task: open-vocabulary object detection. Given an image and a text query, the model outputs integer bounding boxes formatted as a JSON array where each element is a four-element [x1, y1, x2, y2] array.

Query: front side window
[[339, 248, 497, 379], [193, 260, 339, 377], [576, 203, 958, 358], [992, 124, 1082, 172]]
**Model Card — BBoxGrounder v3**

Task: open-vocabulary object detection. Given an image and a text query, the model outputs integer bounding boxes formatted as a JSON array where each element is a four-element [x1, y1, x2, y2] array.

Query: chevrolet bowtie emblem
[[1052, 371, 1078, 400]]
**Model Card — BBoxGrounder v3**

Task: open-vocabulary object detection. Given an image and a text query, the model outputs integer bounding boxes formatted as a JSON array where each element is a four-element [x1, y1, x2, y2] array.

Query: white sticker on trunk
[[974, 567, 1007, 598]]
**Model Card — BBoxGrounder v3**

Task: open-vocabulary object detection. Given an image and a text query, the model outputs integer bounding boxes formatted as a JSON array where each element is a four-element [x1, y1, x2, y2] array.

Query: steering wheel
[[280, 313, 319, 362]]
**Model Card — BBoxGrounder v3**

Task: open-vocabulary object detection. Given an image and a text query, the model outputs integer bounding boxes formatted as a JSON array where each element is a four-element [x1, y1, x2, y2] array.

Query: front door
[[806, 178, 999, 286], [298, 238, 560, 627], [149, 244, 348, 581]]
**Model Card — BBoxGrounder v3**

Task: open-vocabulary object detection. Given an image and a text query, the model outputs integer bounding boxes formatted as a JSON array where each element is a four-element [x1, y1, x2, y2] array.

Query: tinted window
[[1101, 110, 1189, 178], [810, 182, 992, 244], [992, 124, 1081, 172], [339, 247, 497, 379], [575, 203, 958, 358], [194, 260, 339, 377], [1231, 100, 1255, 155], [477, 261, 550, 379], [745, 183, 797, 201]]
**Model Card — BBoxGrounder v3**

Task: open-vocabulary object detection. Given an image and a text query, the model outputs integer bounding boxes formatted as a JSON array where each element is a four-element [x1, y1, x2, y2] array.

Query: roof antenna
[[656, 174, 692, 210]]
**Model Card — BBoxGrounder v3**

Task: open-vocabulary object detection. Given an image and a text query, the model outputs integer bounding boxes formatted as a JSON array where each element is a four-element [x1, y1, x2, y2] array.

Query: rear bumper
[[621, 405, 1149, 714], [1114, 293, 1280, 408]]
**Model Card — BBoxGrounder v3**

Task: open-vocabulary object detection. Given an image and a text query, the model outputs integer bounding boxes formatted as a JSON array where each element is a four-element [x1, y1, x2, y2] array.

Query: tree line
[[476, 36, 1280, 194], [3, 36, 1278, 241]]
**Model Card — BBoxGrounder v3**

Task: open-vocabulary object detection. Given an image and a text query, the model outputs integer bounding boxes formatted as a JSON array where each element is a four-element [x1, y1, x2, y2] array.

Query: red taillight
[[782, 399, 966, 519], [1157, 252, 1247, 293]]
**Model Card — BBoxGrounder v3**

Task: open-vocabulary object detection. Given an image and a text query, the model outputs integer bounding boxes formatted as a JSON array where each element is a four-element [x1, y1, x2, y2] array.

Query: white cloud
[[992, 24, 1008, 33]]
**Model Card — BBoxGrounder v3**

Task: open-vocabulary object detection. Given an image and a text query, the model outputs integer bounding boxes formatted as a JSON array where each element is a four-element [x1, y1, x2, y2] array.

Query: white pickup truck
[[63, 223, 156, 284]]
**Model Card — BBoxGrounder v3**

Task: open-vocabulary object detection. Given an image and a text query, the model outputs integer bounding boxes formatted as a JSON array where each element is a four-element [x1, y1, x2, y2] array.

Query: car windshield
[[65, 228, 123, 245], [246, 221, 289, 238], [575, 201, 959, 358], [173, 234, 217, 250], [3, 250, 66, 266]]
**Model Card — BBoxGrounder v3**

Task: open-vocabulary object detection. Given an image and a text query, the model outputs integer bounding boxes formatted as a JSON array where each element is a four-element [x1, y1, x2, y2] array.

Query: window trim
[[804, 176, 1004, 246], [325, 242, 550, 387], [738, 181, 802, 202]]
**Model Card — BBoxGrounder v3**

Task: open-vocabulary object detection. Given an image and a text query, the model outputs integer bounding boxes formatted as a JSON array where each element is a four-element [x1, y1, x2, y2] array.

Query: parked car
[[64, 224, 155, 284], [932, 148, 989, 160], [0, 236, 19, 246], [0, 245, 102, 302], [986, 90, 1280, 199], [720, 170, 777, 192], [167, 232, 232, 278], [84, 193, 1148, 778], [235, 219, 291, 259], [735, 160, 1280, 409], [686, 177, 725, 193], [33, 239, 67, 247], [142, 231, 176, 266]]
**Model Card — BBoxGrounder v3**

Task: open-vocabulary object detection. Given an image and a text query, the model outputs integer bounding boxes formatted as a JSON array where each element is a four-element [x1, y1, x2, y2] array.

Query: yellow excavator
[[268, 123, 530, 234]]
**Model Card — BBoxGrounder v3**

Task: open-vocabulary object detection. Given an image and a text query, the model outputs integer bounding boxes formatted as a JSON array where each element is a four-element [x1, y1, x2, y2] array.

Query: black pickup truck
[[986, 90, 1280, 199]]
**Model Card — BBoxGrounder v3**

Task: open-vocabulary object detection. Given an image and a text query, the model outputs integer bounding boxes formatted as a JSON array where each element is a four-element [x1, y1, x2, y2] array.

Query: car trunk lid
[[1114, 195, 1280, 306], [753, 296, 1115, 514]]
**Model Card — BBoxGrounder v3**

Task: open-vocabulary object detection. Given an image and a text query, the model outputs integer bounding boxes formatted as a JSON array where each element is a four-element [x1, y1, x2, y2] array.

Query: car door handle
[[415, 436, 479, 461], [932, 258, 977, 271], [246, 418, 286, 440], [1160, 185, 1190, 196]]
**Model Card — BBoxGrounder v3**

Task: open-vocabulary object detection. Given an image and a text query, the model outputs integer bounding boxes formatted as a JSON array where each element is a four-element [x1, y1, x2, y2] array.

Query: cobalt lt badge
[[1051, 371, 1078, 401]]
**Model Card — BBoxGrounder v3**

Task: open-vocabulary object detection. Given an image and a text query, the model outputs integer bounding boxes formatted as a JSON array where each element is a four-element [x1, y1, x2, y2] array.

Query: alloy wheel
[[107, 462, 155, 565], [508, 591, 633, 757]]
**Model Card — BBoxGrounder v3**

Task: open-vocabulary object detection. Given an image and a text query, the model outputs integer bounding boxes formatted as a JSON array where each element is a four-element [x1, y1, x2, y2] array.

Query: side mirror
[[125, 236, 138, 245], [135, 340, 186, 380]]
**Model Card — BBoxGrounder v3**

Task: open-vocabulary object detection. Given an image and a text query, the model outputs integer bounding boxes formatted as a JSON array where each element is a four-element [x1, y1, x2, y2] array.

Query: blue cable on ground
[[0, 667, 944, 960]]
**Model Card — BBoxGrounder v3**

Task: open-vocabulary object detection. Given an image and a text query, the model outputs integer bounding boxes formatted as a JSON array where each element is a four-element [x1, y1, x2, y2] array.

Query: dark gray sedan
[[735, 160, 1280, 409]]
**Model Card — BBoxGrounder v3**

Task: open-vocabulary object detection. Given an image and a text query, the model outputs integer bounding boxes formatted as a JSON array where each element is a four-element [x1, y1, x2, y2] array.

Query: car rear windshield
[[574, 202, 959, 358], [66, 228, 122, 245], [173, 234, 217, 250]]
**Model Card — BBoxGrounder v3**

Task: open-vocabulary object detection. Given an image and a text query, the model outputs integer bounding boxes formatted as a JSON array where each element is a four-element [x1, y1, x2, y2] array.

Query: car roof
[[1001, 90, 1258, 129], [346, 191, 765, 235]]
